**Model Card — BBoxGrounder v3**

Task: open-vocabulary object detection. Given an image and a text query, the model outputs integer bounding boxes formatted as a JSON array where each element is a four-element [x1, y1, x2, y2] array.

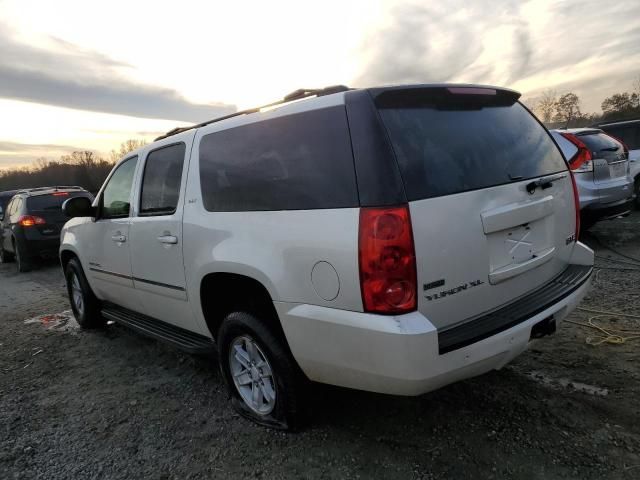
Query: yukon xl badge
[[423, 279, 484, 301]]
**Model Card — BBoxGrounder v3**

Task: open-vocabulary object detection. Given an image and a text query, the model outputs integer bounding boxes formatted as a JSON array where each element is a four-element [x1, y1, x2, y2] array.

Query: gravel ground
[[1, 213, 640, 479]]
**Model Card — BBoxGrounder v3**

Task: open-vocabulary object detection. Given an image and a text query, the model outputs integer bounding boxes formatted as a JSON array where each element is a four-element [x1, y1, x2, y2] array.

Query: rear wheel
[[0, 243, 14, 263], [14, 241, 32, 273], [218, 311, 306, 430], [65, 257, 104, 328]]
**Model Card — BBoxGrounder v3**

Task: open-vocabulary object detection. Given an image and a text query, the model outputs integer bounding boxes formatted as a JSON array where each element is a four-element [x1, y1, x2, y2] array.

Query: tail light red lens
[[52, 192, 69, 197], [569, 171, 581, 242], [358, 205, 417, 314], [18, 215, 46, 227], [560, 133, 593, 172]]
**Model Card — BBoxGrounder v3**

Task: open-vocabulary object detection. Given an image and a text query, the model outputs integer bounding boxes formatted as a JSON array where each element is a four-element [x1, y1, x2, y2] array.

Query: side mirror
[[62, 197, 95, 218]]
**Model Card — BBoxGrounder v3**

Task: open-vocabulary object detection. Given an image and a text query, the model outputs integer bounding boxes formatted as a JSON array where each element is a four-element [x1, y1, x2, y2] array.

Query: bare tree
[[535, 89, 557, 124], [109, 139, 147, 163], [633, 74, 640, 108]]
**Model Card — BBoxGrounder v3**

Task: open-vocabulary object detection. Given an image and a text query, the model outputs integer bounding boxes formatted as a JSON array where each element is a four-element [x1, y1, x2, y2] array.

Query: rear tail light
[[560, 133, 593, 173], [358, 205, 417, 314], [18, 215, 46, 227], [569, 172, 581, 242], [52, 192, 69, 197]]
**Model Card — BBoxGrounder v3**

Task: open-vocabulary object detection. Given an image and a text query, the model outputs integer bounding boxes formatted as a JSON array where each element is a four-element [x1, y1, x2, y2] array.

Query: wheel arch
[[199, 271, 287, 344]]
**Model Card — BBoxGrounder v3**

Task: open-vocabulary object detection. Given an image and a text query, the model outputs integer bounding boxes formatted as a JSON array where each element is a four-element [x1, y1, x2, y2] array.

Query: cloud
[[0, 24, 236, 122], [0, 141, 84, 169], [355, 0, 640, 112]]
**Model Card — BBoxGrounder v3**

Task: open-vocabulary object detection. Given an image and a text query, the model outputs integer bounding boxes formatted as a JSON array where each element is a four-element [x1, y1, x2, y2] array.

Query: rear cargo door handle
[[157, 235, 178, 245], [111, 234, 126, 243]]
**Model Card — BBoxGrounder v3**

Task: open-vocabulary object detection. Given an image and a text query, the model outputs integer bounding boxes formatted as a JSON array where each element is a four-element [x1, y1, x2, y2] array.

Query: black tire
[[14, 240, 32, 273], [634, 178, 640, 210], [0, 242, 14, 263], [65, 257, 105, 329], [218, 311, 306, 430]]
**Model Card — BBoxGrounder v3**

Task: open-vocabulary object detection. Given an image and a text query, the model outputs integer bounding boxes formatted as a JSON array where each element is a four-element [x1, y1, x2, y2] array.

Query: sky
[[1, 0, 639, 169]]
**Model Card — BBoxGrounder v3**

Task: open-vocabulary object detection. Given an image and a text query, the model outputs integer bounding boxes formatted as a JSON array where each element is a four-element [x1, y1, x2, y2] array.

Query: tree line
[[0, 139, 146, 194], [528, 75, 640, 128]]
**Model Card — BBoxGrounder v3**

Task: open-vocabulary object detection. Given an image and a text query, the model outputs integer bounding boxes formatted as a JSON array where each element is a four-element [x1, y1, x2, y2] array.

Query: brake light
[[358, 205, 417, 314], [569, 171, 580, 242], [18, 215, 46, 227], [52, 192, 69, 197], [560, 133, 593, 173]]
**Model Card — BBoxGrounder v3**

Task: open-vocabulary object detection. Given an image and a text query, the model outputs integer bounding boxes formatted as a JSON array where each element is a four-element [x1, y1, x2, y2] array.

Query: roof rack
[[15, 186, 85, 195], [155, 85, 352, 141]]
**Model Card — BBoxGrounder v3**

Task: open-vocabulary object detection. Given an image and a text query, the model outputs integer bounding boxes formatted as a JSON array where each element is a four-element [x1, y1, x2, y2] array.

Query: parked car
[[550, 128, 633, 228], [0, 186, 93, 271], [596, 118, 640, 209], [0, 189, 18, 221], [60, 84, 593, 429]]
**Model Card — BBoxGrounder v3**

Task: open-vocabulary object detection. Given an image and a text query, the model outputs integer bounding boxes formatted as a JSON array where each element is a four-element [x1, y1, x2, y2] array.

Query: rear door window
[[139, 143, 185, 216], [199, 106, 358, 211], [377, 94, 567, 200]]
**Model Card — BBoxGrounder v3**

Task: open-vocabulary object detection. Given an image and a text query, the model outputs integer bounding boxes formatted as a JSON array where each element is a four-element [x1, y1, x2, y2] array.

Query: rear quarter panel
[[183, 116, 363, 330]]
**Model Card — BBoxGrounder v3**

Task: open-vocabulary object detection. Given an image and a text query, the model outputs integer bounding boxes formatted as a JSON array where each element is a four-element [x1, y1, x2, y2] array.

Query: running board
[[101, 304, 215, 355]]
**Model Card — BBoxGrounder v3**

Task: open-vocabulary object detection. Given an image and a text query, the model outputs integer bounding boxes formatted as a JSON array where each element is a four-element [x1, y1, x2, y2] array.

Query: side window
[[11, 198, 22, 216], [199, 106, 359, 211], [101, 156, 138, 219], [139, 143, 186, 216]]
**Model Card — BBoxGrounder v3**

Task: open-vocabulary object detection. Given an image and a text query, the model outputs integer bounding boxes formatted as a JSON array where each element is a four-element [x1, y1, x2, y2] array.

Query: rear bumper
[[582, 197, 634, 222], [276, 243, 593, 396], [575, 173, 633, 210], [15, 234, 60, 258]]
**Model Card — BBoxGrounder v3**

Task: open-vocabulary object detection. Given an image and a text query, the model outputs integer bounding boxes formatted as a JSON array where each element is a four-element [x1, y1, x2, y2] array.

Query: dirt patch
[[1, 215, 640, 479]]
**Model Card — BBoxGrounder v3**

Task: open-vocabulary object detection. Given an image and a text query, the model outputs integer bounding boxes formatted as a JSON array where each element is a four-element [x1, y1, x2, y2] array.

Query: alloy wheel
[[229, 335, 277, 415]]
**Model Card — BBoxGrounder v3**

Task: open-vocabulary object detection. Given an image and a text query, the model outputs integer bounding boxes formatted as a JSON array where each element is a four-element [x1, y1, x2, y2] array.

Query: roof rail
[[15, 185, 85, 195], [154, 85, 351, 141]]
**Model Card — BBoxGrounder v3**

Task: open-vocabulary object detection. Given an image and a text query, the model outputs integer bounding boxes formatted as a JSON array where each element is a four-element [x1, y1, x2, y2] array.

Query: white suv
[[60, 84, 594, 429]]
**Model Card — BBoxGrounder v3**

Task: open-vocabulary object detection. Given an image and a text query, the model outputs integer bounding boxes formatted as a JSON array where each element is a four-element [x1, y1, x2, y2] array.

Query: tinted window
[[140, 143, 185, 215], [378, 101, 567, 200], [578, 132, 625, 162], [102, 156, 138, 218], [27, 192, 92, 211], [199, 106, 358, 211], [599, 125, 640, 150]]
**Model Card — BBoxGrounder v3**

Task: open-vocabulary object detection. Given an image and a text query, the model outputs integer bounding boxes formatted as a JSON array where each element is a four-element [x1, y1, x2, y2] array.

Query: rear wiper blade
[[600, 147, 618, 152]]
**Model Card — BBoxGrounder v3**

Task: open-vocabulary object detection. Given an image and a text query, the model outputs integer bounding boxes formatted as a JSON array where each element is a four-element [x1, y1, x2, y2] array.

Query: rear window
[[199, 106, 358, 211], [578, 132, 624, 158], [27, 192, 92, 211], [600, 124, 640, 150], [377, 98, 567, 200]]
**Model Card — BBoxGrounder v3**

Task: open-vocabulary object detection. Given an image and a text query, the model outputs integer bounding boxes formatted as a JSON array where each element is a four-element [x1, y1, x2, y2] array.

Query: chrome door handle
[[157, 235, 178, 244], [111, 234, 126, 242]]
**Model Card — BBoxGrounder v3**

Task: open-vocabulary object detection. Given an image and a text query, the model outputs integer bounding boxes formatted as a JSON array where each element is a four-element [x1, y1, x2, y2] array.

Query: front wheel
[[65, 257, 105, 328], [218, 311, 306, 430]]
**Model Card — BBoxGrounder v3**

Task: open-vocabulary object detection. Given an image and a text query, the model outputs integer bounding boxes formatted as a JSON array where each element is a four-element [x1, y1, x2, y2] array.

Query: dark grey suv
[[0, 186, 93, 271]]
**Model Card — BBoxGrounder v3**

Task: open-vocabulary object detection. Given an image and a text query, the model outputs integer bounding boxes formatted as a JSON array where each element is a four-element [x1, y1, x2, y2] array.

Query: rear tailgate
[[374, 86, 577, 330], [578, 131, 629, 184]]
